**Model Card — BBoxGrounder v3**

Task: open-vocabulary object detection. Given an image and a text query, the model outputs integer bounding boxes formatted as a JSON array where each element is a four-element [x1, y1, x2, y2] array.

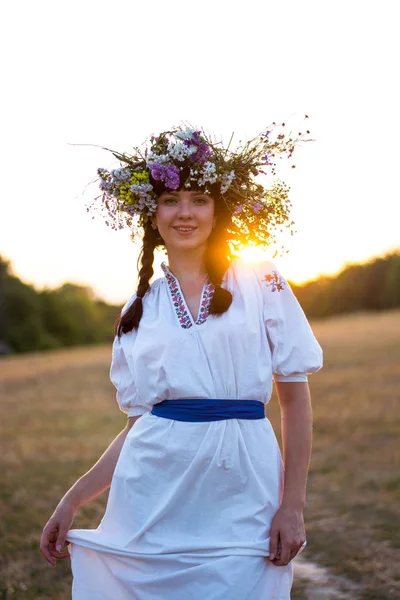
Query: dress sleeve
[[109, 294, 149, 417], [253, 261, 323, 382]]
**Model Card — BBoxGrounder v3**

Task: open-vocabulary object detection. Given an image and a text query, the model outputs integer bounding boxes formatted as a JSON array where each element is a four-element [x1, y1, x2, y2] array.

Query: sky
[[1, 0, 399, 304]]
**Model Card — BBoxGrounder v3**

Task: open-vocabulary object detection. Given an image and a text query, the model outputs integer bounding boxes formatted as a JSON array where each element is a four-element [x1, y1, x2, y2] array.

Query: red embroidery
[[162, 262, 215, 328], [262, 271, 286, 292]]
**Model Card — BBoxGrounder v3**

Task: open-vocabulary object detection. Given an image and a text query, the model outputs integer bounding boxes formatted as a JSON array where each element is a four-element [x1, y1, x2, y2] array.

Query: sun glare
[[235, 244, 307, 284], [236, 245, 271, 264]]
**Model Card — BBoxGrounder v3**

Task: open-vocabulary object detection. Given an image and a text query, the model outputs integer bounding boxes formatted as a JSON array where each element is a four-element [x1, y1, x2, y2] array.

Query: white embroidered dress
[[66, 259, 323, 600]]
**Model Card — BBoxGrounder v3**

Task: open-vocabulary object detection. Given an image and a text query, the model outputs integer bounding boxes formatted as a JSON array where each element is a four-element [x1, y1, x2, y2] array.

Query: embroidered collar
[[161, 261, 215, 329]]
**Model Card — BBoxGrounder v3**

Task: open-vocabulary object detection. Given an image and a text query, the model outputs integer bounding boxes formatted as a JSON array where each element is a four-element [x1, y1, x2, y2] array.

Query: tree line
[[0, 256, 120, 354], [0, 251, 399, 354], [290, 251, 400, 318]]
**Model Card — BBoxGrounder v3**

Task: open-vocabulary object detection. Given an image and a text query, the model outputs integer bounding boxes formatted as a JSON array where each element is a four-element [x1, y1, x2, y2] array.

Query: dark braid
[[115, 222, 160, 337], [205, 195, 234, 315]]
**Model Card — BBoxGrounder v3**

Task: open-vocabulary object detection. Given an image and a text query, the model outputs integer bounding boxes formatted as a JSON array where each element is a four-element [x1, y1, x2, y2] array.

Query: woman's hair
[[115, 187, 234, 337]]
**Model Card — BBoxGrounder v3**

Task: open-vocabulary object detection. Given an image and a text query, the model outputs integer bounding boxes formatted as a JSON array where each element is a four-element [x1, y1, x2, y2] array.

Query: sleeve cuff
[[127, 406, 150, 417], [273, 373, 308, 382]]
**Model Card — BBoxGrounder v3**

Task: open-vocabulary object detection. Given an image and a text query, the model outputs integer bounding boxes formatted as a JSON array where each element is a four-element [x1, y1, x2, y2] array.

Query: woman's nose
[[176, 202, 193, 218]]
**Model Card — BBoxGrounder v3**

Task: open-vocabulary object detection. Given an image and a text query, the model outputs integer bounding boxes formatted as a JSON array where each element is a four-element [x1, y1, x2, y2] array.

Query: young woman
[[40, 125, 323, 599]]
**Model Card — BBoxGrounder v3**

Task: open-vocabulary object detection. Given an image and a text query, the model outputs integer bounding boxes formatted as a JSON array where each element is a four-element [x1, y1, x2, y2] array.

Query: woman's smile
[[173, 226, 198, 235]]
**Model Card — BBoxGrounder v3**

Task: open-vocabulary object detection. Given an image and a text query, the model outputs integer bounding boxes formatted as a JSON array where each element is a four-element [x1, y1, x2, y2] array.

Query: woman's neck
[[166, 248, 208, 282]]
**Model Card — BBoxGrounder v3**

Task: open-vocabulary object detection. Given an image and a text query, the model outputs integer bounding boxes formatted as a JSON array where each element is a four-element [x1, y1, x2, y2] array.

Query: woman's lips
[[173, 227, 197, 236]]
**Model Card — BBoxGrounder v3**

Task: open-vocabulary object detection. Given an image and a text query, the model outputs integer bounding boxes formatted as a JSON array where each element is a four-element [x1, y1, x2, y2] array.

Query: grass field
[[1, 310, 399, 599]]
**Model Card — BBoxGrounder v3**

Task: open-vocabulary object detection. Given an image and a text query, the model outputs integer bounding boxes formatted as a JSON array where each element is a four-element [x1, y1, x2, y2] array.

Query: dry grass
[[267, 310, 400, 600], [1, 310, 399, 599], [1, 346, 123, 600]]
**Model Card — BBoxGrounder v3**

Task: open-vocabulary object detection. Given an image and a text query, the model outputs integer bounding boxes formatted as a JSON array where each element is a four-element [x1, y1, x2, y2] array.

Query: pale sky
[[1, 0, 399, 304]]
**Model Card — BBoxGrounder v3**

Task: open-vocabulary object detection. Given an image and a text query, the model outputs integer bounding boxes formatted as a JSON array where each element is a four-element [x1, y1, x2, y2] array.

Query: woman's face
[[152, 190, 216, 252]]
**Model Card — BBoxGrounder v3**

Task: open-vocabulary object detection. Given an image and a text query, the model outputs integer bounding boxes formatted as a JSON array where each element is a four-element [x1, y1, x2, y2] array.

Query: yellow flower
[[130, 171, 149, 185], [120, 183, 135, 204]]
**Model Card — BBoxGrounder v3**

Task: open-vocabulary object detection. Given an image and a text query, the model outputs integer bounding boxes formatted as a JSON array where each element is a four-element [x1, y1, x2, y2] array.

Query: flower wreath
[[86, 117, 313, 253]]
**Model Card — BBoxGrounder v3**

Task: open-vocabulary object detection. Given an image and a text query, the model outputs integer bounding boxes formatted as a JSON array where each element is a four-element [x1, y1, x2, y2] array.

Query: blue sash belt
[[150, 399, 265, 422]]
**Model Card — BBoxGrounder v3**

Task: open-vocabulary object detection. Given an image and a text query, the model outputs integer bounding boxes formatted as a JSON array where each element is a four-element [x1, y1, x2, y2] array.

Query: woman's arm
[[40, 415, 141, 565], [277, 381, 313, 509], [61, 415, 141, 509], [268, 381, 313, 566]]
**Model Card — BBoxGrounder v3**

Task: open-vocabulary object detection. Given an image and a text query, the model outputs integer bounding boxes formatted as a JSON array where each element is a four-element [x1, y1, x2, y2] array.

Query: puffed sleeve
[[109, 294, 149, 417], [253, 261, 323, 382]]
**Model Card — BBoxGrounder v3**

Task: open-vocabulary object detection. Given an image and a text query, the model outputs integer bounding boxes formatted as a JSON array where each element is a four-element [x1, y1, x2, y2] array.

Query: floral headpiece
[[87, 118, 313, 252]]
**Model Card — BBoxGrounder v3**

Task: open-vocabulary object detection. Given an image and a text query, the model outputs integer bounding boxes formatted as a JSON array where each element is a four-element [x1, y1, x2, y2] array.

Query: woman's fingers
[[273, 540, 291, 566], [40, 503, 75, 566], [40, 524, 58, 566], [40, 520, 71, 565], [290, 539, 307, 562], [55, 525, 70, 555], [48, 539, 71, 560], [273, 539, 307, 566], [268, 527, 280, 561], [50, 546, 71, 560]]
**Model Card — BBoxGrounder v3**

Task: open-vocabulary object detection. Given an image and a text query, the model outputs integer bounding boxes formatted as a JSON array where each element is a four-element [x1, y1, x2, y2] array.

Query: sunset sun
[[236, 245, 271, 264]]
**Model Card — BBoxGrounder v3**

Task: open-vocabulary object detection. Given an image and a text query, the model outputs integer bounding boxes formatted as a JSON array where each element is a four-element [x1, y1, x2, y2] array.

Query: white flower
[[111, 168, 131, 181], [167, 141, 193, 161], [130, 183, 153, 194], [197, 161, 217, 186], [146, 152, 169, 164], [99, 180, 113, 192], [220, 170, 235, 193], [175, 128, 197, 140], [125, 183, 157, 216]]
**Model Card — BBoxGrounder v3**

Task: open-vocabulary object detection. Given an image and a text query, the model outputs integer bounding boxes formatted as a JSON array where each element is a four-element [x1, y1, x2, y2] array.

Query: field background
[[1, 311, 399, 599]]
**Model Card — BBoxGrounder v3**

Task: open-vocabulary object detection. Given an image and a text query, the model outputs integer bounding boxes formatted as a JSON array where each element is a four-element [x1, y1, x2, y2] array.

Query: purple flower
[[190, 142, 211, 165], [234, 204, 243, 214], [183, 131, 202, 146], [263, 154, 272, 164], [149, 163, 164, 180], [149, 163, 180, 190], [253, 203, 262, 213], [181, 131, 211, 165], [165, 165, 180, 189], [187, 130, 202, 144]]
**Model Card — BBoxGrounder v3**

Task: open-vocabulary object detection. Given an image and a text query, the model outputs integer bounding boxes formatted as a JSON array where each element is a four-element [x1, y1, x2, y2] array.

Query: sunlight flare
[[236, 245, 271, 264]]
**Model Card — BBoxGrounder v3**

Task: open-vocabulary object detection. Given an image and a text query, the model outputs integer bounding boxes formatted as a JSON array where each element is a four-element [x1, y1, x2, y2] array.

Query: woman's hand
[[268, 503, 306, 566], [39, 419, 138, 566], [40, 500, 76, 566]]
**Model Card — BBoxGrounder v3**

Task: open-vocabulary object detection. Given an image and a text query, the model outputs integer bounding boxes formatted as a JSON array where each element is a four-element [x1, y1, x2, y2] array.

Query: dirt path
[[292, 555, 362, 600]]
